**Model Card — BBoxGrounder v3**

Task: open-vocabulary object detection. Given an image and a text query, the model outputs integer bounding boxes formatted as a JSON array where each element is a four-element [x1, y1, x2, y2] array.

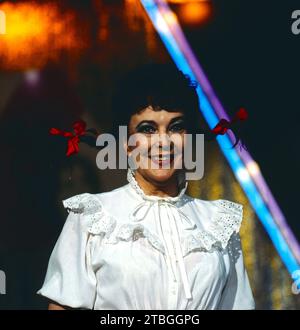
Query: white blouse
[[37, 168, 255, 310]]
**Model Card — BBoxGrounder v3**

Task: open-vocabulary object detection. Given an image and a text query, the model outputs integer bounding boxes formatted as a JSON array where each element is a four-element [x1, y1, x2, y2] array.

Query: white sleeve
[[37, 210, 97, 309], [218, 232, 255, 310]]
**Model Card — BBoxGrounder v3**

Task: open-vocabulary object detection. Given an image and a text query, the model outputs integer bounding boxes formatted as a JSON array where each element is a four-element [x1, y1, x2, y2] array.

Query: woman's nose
[[151, 133, 173, 152], [158, 132, 170, 145]]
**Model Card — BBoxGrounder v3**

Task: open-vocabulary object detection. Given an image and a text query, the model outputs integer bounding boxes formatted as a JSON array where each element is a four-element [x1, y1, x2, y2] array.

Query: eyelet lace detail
[[106, 223, 166, 255], [62, 193, 117, 237], [63, 193, 104, 214], [62, 192, 165, 253], [182, 199, 243, 257], [62, 193, 243, 257]]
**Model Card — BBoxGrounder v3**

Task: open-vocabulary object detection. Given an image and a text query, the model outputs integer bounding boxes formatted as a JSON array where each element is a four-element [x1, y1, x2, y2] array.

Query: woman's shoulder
[[188, 196, 243, 220], [61, 184, 130, 236], [62, 184, 128, 212], [185, 196, 244, 251]]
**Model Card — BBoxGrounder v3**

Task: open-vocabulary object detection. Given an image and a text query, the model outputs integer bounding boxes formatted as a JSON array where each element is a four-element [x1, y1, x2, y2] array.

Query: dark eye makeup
[[135, 116, 186, 134], [135, 122, 157, 134], [168, 119, 186, 132]]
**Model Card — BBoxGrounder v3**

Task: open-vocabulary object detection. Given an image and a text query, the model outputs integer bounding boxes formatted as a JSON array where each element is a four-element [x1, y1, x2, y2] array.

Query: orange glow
[[0, 2, 87, 70], [178, 2, 212, 25], [0, 9, 5, 34]]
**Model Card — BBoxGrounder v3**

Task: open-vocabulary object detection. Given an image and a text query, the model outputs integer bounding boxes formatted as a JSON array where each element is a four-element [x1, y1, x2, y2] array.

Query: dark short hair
[[111, 62, 208, 140]]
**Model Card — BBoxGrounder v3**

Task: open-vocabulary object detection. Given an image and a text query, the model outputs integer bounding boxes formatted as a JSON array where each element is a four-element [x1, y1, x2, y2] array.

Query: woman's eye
[[137, 125, 156, 134], [169, 123, 185, 133]]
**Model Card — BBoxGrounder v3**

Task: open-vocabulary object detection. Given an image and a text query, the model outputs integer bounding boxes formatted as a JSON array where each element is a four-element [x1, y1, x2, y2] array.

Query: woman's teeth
[[151, 155, 172, 161]]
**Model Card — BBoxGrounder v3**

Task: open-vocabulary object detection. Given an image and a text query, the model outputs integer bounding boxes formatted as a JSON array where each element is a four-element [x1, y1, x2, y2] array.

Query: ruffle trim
[[62, 193, 117, 238], [107, 223, 166, 255], [182, 199, 243, 257], [62, 193, 243, 256], [62, 193, 165, 252]]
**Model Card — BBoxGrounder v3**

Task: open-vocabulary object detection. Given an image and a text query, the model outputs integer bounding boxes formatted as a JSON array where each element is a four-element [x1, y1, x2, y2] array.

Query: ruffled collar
[[126, 168, 188, 203]]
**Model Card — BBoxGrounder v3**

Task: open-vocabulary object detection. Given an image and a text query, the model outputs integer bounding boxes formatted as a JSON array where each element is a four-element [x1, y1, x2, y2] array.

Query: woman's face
[[126, 106, 187, 184]]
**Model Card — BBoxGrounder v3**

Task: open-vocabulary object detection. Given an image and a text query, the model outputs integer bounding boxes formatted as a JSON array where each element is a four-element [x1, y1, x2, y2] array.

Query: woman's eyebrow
[[135, 120, 157, 130], [168, 116, 185, 125]]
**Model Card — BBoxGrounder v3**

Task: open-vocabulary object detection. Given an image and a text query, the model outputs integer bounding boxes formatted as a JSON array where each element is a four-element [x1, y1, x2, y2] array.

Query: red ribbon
[[211, 108, 248, 135], [49, 119, 86, 157]]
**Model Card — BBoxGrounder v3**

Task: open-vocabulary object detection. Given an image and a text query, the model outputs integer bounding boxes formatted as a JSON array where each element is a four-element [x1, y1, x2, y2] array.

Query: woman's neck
[[134, 170, 180, 198]]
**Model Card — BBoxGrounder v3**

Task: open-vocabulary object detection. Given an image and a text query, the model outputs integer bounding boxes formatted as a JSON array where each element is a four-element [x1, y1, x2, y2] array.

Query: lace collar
[[126, 168, 188, 203]]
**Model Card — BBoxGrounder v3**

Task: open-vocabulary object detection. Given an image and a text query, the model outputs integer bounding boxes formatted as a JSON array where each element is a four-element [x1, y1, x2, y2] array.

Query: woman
[[37, 63, 255, 310]]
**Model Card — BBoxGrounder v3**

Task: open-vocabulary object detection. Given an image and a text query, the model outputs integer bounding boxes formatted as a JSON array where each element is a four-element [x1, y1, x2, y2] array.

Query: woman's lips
[[148, 154, 175, 167]]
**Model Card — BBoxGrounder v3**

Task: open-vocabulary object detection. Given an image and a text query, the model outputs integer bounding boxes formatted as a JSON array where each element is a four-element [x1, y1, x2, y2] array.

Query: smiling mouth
[[148, 154, 175, 162]]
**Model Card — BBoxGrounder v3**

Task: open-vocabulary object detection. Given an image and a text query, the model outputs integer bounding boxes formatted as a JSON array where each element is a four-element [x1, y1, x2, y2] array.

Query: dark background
[[187, 0, 300, 236]]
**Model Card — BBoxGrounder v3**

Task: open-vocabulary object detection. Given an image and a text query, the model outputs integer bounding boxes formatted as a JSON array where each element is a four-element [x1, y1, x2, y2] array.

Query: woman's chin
[[143, 168, 177, 183]]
